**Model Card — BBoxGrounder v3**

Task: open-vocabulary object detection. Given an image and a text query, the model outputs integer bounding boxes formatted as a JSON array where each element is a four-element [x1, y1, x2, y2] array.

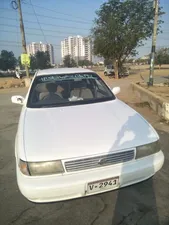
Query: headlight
[[19, 160, 30, 176], [136, 140, 160, 159], [19, 160, 64, 176]]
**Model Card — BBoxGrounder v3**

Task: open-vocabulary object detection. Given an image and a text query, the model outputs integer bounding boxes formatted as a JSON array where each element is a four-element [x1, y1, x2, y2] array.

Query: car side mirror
[[112, 87, 120, 95], [11, 95, 24, 105]]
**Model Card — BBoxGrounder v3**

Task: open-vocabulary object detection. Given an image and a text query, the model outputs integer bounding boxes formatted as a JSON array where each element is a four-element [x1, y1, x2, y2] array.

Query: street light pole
[[17, 0, 29, 77], [148, 0, 159, 86]]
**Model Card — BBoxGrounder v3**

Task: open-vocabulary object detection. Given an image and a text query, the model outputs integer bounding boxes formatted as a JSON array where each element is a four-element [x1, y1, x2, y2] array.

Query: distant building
[[27, 42, 55, 65], [46, 44, 54, 65], [61, 35, 92, 63], [140, 55, 150, 60], [84, 37, 92, 62]]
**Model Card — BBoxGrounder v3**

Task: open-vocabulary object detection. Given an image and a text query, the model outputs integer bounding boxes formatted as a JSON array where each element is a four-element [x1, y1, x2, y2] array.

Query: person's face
[[57, 85, 64, 93]]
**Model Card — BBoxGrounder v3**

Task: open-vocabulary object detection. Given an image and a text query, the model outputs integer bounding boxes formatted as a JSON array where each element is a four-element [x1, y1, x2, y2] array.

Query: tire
[[104, 72, 107, 76]]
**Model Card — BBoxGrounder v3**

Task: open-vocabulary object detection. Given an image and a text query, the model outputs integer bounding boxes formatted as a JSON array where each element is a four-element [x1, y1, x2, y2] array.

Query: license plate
[[87, 177, 119, 194]]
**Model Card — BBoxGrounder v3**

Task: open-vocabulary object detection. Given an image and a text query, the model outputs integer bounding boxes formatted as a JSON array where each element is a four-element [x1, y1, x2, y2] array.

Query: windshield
[[27, 73, 115, 108], [107, 65, 114, 69]]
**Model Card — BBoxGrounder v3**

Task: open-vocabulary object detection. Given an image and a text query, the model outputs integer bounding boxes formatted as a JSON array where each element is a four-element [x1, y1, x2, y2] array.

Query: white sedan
[[12, 68, 164, 203]]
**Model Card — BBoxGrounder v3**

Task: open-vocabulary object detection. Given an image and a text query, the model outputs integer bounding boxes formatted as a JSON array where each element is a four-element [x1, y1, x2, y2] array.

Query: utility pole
[[148, 0, 159, 86], [17, 0, 29, 77]]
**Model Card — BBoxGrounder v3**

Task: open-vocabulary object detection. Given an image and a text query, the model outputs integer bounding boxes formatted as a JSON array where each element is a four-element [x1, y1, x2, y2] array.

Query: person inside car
[[56, 84, 64, 98], [42, 83, 63, 101]]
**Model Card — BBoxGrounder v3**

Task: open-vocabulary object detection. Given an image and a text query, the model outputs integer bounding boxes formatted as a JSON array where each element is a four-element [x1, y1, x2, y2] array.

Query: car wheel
[[104, 72, 107, 76]]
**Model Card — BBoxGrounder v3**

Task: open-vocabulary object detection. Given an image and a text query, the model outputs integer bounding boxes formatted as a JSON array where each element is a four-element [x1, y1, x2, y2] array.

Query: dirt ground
[[0, 78, 24, 89], [139, 85, 169, 101], [97, 65, 169, 102], [97, 65, 169, 83], [0, 65, 169, 92]]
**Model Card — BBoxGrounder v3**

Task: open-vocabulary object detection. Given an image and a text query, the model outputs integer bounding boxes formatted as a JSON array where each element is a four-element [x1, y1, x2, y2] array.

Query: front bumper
[[17, 151, 164, 203]]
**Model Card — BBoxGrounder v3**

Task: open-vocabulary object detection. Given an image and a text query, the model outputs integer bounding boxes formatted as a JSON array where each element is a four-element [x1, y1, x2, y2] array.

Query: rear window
[[107, 65, 114, 69], [27, 72, 115, 108]]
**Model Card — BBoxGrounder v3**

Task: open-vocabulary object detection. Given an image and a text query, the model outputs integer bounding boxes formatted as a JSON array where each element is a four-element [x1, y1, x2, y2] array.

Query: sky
[[0, 0, 169, 63]]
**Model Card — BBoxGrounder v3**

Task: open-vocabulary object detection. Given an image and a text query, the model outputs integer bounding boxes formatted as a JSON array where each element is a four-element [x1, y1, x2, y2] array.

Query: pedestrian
[[15, 69, 21, 79]]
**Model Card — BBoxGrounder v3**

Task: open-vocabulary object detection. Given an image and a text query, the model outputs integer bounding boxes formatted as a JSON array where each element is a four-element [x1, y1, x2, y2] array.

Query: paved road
[[0, 86, 169, 225]]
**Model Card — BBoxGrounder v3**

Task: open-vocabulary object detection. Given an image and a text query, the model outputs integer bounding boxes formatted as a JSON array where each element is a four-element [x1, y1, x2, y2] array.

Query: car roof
[[36, 68, 94, 76]]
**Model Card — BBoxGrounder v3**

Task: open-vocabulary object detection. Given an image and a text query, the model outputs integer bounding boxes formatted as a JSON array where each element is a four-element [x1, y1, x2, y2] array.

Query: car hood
[[23, 100, 158, 161]]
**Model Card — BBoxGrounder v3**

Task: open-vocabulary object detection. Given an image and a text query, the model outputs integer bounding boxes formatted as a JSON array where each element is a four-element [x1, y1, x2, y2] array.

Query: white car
[[12, 68, 164, 203]]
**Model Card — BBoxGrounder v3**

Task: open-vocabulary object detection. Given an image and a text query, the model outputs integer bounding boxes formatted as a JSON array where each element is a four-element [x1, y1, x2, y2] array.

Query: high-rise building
[[27, 42, 55, 65], [84, 37, 92, 62], [46, 44, 54, 65], [61, 36, 92, 63]]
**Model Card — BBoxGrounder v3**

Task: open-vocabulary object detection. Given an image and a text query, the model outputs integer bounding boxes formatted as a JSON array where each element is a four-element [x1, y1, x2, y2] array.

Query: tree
[[135, 58, 149, 64], [30, 55, 37, 71], [92, 0, 164, 78], [126, 58, 135, 63], [155, 48, 169, 67], [18, 52, 51, 71], [18, 56, 25, 70], [35, 51, 51, 69], [78, 59, 93, 67], [0, 50, 17, 71], [104, 58, 112, 66], [63, 55, 77, 67]]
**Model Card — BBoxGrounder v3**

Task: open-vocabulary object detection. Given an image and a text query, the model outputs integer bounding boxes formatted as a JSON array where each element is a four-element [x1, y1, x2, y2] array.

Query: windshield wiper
[[28, 97, 114, 108], [40, 102, 73, 108]]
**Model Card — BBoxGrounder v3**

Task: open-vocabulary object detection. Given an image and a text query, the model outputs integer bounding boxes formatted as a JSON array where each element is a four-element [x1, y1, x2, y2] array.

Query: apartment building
[[27, 42, 55, 65], [61, 36, 92, 63]]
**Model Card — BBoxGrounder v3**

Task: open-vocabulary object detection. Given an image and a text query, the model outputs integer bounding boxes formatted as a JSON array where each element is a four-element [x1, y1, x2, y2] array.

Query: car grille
[[65, 150, 135, 172]]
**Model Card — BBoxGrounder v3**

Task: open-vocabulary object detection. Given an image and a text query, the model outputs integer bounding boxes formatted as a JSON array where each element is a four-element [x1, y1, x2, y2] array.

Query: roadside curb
[[131, 82, 169, 121]]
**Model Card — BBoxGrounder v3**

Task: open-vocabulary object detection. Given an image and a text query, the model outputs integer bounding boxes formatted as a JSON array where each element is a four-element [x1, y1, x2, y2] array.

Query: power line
[[0, 30, 74, 39], [23, 11, 92, 25], [159, 37, 169, 40], [1, 40, 168, 50], [2, 15, 168, 32], [0, 43, 22, 48], [0, 16, 90, 31], [44, 0, 99, 9], [0, 40, 23, 44], [0, 40, 60, 46], [1, 22, 168, 36], [138, 45, 169, 49], [0, 41, 61, 48], [0, 23, 89, 35], [0, 8, 92, 25], [3, 7, 169, 26], [29, 0, 47, 43], [23, 1, 92, 22], [1, 27, 169, 41]]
